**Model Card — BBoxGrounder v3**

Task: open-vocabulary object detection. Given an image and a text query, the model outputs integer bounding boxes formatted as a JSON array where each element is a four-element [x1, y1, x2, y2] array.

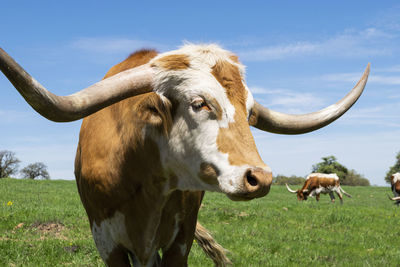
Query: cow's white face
[[151, 44, 272, 200]]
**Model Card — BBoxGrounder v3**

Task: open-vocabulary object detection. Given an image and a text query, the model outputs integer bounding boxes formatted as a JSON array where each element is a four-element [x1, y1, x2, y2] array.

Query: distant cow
[[388, 172, 400, 205], [286, 173, 351, 203]]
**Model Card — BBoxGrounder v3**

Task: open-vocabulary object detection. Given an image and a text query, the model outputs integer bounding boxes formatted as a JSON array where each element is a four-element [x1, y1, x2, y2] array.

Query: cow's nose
[[243, 167, 273, 198]]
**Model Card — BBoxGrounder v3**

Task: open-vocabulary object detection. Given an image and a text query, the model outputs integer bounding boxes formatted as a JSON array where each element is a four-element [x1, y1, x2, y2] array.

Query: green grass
[[1, 178, 399, 266]]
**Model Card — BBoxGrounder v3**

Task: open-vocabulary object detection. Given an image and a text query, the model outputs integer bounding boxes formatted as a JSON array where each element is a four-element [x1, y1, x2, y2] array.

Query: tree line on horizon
[[1, 149, 399, 184], [275, 152, 400, 186], [0, 150, 50, 180]]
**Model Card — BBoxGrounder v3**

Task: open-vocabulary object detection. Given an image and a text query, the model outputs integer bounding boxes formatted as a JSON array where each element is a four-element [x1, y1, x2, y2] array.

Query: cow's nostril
[[246, 171, 258, 187]]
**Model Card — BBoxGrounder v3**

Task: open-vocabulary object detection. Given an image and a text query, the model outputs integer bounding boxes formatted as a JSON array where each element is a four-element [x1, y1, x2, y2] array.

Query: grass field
[[1, 178, 399, 266]]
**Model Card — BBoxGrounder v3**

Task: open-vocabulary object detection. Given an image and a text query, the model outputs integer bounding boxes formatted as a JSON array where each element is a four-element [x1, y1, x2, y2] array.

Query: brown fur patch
[[303, 177, 339, 191], [394, 181, 400, 193], [198, 162, 219, 185], [211, 60, 247, 113], [212, 60, 264, 167], [229, 55, 240, 63], [104, 49, 158, 79], [152, 54, 190, 70]]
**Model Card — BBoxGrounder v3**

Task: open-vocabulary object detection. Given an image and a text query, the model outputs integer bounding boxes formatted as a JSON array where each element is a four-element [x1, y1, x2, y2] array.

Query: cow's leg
[[329, 192, 335, 203], [394, 191, 400, 206], [161, 192, 203, 267], [104, 247, 131, 267], [316, 194, 320, 201], [161, 224, 195, 267], [91, 223, 132, 267], [335, 189, 343, 204], [148, 252, 161, 267]]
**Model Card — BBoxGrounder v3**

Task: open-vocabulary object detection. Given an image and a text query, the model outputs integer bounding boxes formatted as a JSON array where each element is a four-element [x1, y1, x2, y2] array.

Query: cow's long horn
[[250, 64, 370, 134], [285, 183, 297, 193], [388, 195, 400, 201], [0, 48, 154, 122]]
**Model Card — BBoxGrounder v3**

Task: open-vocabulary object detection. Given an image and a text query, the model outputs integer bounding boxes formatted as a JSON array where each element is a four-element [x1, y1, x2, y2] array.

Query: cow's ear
[[137, 93, 173, 136]]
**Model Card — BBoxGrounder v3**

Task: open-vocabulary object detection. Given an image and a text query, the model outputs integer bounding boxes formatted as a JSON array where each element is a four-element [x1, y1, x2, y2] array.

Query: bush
[[274, 175, 306, 185], [341, 169, 370, 186]]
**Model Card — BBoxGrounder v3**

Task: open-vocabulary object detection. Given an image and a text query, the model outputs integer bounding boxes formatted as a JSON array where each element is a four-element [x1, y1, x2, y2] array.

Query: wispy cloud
[[240, 42, 318, 61], [0, 109, 35, 123], [370, 75, 400, 85], [321, 71, 400, 85], [337, 102, 400, 128], [374, 65, 400, 73], [372, 5, 400, 32], [250, 86, 325, 113], [239, 27, 394, 61]]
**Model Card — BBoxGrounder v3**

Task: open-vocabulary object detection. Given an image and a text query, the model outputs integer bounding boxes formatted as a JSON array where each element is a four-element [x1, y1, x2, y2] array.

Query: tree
[[312, 156, 348, 180], [20, 162, 50, 180], [0, 150, 20, 178], [311, 155, 370, 186], [385, 151, 400, 184]]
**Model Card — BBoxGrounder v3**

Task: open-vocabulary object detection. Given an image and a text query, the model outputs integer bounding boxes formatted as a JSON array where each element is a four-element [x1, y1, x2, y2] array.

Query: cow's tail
[[194, 222, 232, 266], [339, 186, 352, 198]]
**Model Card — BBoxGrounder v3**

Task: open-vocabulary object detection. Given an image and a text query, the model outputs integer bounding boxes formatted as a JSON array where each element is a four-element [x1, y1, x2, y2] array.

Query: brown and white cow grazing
[[388, 172, 400, 205], [0, 44, 369, 266], [286, 173, 352, 203]]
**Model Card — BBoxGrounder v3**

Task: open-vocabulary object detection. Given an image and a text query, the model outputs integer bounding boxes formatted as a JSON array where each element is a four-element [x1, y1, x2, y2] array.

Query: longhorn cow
[[388, 172, 400, 205], [286, 173, 352, 203], [0, 44, 369, 266]]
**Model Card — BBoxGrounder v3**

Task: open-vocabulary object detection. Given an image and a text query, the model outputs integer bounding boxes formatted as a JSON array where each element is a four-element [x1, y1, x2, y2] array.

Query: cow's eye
[[191, 99, 210, 111]]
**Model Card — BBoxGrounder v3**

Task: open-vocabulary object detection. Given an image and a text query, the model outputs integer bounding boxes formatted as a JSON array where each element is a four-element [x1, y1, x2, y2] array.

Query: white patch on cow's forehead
[[307, 173, 339, 180], [159, 43, 245, 71], [392, 173, 400, 183], [152, 44, 247, 126]]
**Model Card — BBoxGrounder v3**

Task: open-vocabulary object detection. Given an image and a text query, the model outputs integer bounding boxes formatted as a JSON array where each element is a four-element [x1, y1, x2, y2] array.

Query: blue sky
[[1, 1, 399, 185]]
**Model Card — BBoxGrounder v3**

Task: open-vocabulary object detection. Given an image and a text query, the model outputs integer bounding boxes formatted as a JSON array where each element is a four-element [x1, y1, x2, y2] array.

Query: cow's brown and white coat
[[74, 45, 273, 266], [0, 43, 369, 267], [388, 172, 400, 205], [286, 173, 352, 203]]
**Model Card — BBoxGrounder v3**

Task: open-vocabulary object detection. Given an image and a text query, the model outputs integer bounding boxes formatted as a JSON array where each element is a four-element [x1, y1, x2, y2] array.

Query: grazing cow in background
[[286, 173, 352, 203], [388, 172, 400, 205], [0, 44, 369, 266]]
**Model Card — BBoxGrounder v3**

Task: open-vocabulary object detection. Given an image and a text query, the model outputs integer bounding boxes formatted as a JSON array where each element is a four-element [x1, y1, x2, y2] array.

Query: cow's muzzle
[[228, 167, 272, 201]]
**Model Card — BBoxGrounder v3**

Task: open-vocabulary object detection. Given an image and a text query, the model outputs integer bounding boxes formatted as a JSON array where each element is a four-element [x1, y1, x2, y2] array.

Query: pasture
[[1, 178, 399, 266]]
